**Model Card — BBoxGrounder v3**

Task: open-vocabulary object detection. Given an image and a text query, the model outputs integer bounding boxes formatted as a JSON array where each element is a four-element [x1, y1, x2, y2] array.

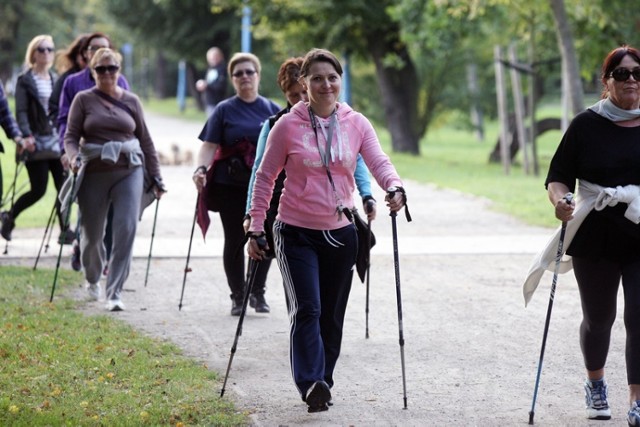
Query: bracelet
[[246, 231, 265, 239], [193, 165, 207, 175], [362, 195, 376, 203]]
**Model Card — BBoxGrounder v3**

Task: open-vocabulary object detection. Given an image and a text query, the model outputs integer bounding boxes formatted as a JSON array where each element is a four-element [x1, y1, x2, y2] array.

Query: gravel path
[[2, 112, 632, 426]]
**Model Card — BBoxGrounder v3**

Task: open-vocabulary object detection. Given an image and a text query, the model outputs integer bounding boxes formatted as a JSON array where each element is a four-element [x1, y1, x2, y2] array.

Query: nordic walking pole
[[178, 198, 198, 310], [50, 163, 80, 302], [3, 157, 23, 255], [220, 236, 267, 398], [144, 197, 160, 287], [387, 187, 408, 409], [364, 198, 375, 339], [33, 201, 57, 270], [528, 193, 573, 425], [365, 216, 371, 339]]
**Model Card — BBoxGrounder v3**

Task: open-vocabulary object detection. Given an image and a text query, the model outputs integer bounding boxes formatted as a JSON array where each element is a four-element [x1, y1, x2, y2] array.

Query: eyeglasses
[[87, 45, 108, 52], [232, 69, 257, 78], [610, 68, 640, 82], [36, 47, 54, 53], [94, 65, 120, 75]]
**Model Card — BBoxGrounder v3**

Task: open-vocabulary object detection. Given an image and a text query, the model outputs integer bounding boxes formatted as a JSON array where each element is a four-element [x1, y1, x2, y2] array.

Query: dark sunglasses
[[36, 47, 54, 53], [94, 65, 120, 75], [232, 69, 256, 78], [87, 45, 108, 52], [610, 68, 640, 82]]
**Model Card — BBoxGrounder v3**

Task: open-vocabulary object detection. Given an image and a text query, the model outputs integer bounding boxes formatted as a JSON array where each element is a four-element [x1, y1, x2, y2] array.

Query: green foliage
[[0, 266, 246, 426]]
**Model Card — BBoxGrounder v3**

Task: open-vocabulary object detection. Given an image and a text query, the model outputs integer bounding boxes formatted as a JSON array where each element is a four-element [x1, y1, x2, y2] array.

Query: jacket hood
[[290, 101, 354, 121]]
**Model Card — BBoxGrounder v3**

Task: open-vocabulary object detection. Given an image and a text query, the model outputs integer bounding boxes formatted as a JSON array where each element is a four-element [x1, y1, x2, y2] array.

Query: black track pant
[[573, 256, 640, 384]]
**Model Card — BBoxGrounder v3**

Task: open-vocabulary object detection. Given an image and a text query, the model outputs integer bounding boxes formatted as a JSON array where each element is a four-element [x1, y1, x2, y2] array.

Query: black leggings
[[215, 184, 272, 299], [573, 256, 640, 384], [11, 159, 66, 230]]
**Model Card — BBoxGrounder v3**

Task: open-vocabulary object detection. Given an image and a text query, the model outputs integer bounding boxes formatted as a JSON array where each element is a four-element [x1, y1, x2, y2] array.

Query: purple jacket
[[57, 68, 130, 147], [0, 81, 21, 144]]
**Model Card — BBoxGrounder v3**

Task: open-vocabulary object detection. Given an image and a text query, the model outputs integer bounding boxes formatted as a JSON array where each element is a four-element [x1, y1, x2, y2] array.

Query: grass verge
[[0, 266, 246, 426]]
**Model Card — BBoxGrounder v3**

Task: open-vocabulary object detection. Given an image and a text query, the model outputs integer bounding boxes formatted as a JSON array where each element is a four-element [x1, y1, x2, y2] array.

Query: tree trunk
[[489, 117, 561, 163], [0, 1, 24, 85], [366, 35, 420, 155], [549, 0, 584, 115]]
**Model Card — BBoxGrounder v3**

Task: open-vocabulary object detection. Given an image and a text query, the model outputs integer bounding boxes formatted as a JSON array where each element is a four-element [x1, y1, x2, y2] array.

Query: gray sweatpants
[[77, 167, 143, 301]]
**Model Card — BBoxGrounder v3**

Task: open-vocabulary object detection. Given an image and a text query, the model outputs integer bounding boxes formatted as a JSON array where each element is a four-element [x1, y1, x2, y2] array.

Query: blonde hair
[[24, 35, 54, 68], [228, 52, 261, 77], [89, 47, 123, 69]]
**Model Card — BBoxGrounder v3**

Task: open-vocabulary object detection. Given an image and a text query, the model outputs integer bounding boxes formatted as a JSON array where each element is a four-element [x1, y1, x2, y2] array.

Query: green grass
[[0, 266, 246, 426]]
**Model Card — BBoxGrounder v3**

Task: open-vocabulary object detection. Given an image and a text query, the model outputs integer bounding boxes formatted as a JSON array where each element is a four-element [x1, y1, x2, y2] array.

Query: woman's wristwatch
[[193, 165, 207, 176]]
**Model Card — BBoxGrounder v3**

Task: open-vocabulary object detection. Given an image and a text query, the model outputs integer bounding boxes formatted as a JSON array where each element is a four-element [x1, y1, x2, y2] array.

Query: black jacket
[[15, 68, 57, 137]]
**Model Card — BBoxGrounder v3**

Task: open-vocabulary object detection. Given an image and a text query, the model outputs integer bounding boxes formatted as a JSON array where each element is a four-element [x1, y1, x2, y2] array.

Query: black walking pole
[[387, 187, 409, 409], [528, 193, 573, 425], [50, 167, 80, 302], [178, 198, 198, 310], [3, 158, 23, 255], [220, 236, 267, 398], [365, 216, 371, 339], [364, 198, 375, 339], [33, 201, 57, 270], [144, 198, 160, 287]]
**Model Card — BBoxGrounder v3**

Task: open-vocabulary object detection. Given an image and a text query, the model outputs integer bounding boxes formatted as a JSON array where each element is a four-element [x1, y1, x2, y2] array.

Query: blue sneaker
[[629, 401, 640, 426], [584, 379, 611, 420]]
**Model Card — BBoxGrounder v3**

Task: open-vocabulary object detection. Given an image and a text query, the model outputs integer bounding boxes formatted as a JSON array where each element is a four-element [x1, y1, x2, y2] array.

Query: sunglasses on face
[[36, 47, 54, 53], [610, 68, 640, 82], [94, 65, 120, 75], [87, 45, 108, 52], [232, 69, 256, 78]]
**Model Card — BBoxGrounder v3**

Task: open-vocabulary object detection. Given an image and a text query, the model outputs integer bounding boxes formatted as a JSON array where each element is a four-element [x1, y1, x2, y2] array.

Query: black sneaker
[[231, 296, 244, 316], [306, 380, 331, 413], [0, 211, 14, 241], [71, 241, 81, 272], [249, 293, 270, 313]]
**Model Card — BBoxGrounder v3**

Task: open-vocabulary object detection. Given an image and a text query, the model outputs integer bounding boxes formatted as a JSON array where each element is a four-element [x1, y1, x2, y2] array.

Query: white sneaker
[[584, 379, 611, 420], [106, 299, 125, 312], [86, 282, 101, 301], [629, 401, 640, 426]]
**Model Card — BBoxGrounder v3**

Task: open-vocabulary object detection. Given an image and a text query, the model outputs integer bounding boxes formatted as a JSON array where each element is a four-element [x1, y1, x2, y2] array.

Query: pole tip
[[528, 410, 535, 424]]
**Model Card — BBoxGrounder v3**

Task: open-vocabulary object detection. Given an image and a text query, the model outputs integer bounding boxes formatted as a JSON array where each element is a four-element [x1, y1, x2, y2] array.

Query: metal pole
[[144, 198, 160, 287]]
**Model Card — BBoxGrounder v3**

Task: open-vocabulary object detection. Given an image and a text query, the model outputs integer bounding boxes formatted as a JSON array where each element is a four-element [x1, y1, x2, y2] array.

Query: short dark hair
[[300, 48, 343, 78]]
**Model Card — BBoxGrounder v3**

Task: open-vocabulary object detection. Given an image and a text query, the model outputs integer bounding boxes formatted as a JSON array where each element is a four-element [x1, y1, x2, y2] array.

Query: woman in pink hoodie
[[247, 48, 407, 413]]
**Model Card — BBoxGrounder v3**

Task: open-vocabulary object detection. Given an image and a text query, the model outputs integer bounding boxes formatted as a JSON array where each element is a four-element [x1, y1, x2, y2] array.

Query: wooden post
[[494, 45, 510, 175]]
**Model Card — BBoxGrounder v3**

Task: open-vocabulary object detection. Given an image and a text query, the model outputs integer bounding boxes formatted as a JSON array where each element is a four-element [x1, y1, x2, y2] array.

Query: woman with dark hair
[[49, 33, 88, 129], [1, 35, 71, 243], [524, 45, 640, 425], [246, 48, 406, 413]]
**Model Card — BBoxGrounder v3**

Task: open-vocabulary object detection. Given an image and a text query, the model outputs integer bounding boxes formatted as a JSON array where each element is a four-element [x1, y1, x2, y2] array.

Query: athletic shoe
[[629, 401, 640, 426], [0, 211, 14, 241], [71, 242, 81, 272], [249, 293, 270, 313], [106, 299, 125, 312], [231, 296, 243, 316], [584, 378, 611, 420], [305, 380, 331, 413], [86, 282, 101, 301]]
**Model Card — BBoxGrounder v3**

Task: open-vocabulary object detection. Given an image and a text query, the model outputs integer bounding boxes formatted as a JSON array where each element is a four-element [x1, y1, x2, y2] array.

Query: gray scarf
[[588, 97, 640, 121]]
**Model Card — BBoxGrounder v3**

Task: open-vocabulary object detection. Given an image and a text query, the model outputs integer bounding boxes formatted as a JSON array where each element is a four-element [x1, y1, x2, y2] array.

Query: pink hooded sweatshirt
[[249, 101, 403, 232]]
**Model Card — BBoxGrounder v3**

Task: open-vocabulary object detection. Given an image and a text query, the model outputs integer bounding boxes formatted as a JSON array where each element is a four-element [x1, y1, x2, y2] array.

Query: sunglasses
[[232, 69, 256, 78], [87, 45, 109, 52], [36, 47, 54, 53], [94, 65, 120, 75], [610, 68, 640, 82]]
